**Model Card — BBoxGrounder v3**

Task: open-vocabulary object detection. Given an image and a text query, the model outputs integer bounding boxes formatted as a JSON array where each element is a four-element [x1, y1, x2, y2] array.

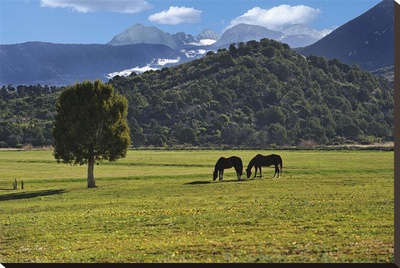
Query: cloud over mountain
[[225, 5, 321, 32], [40, 0, 153, 13], [148, 6, 202, 25]]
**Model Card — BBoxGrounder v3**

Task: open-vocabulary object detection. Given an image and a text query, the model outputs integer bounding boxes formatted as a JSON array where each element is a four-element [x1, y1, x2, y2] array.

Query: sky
[[0, 0, 384, 45]]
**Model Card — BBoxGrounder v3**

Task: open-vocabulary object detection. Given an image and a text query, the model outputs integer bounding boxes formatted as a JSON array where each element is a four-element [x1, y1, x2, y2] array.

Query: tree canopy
[[52, 80, 131, 188]]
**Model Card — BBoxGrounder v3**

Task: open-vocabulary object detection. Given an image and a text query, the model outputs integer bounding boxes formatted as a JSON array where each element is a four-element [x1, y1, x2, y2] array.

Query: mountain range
[[0, 42, 184, 86], [107, 22, 331, 50], [0, 0, 393, 86]]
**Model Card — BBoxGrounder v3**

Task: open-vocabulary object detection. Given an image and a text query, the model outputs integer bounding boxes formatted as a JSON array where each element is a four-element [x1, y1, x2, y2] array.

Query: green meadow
[[0, 149, 394, 263]]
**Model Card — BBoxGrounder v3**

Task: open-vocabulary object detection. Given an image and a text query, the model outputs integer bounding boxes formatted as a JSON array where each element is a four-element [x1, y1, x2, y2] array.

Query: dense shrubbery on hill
[[0, 38, 393, 148], [109, 38, 393, 147], [0, 85, 63, 148]]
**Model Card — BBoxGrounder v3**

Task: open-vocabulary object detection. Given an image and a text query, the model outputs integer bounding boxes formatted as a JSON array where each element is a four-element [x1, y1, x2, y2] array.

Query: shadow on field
[[185, 179, 248, 185], [0, 189, 67, 201], [185, 181, 211, 185]]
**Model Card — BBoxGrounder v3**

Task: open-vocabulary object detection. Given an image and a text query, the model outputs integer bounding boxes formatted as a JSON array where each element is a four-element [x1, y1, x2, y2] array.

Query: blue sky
[[0, 0, 383, 45]]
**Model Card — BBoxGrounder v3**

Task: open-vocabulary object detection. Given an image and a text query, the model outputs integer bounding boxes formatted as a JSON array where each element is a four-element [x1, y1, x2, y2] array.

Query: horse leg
[[259, 167, 262, 178], [275, 165, 280, 178], [236, 169, 241, 180], [219, 169, 223, 181]]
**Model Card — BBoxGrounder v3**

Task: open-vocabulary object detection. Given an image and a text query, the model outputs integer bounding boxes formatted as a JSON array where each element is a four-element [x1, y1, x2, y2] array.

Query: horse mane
[[214, 157, 223, 170], [246, 156, 257, 170]]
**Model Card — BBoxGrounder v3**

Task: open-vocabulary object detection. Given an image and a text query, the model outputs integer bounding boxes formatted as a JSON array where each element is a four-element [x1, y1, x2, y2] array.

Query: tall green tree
[[52, 80, 131, 188]]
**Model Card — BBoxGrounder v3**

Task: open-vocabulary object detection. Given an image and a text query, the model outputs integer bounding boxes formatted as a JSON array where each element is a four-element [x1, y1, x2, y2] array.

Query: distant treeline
[[0, 38, 394, 148]]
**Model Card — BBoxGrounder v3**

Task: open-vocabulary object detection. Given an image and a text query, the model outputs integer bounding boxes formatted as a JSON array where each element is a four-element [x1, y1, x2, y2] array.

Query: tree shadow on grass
[[0, 189, 67, 201]]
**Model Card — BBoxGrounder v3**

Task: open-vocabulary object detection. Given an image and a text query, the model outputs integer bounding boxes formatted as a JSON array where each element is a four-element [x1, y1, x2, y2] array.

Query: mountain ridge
[[0, 42, 185, 86], [107, 22, 330, 49], [297, 0, 393, 71]]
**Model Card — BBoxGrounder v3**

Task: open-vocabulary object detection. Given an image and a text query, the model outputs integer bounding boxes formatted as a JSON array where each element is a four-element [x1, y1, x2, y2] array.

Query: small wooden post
[[21, 181, 24, 190], [13, 178, 17, 190]]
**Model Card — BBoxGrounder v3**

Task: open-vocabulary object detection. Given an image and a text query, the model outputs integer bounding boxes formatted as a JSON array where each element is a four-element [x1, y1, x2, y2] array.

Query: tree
[[179, 127, 197, 145], [52, 80, 131, 188]]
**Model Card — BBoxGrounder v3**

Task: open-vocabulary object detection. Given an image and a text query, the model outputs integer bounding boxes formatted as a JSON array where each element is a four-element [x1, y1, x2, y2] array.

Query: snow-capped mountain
[[108, 23, 221, 48], [108, 24, 181, 48], [211, 23, 282, 48], [108, 23, 328, 50], [208, 23, 331, 50], [197, 29, 222, 41]]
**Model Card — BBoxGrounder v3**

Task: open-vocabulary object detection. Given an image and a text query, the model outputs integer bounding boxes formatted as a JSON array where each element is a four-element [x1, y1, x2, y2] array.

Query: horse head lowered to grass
[[213, 156, 243, 181], [246, 154, 282, 179]]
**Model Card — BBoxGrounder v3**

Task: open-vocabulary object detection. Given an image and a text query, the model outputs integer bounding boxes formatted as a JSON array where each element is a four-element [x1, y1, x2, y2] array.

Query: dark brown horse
[[213, 156, 243, 181], [246, 154, 282, 179]]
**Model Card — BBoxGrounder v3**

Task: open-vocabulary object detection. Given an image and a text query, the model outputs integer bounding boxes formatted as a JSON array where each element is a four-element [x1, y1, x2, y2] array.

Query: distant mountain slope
[[0, 42, 185, 86], [211, 23, 330, 50], [108, 24, 184, 48], [107, 23, 221, 48], [211, 24, 282, 48], [297, 0, 393, 71]]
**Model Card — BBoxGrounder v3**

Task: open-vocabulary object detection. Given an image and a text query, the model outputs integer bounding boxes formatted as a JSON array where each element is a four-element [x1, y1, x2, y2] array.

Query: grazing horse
[[213, 156, 243, 181], [246, 154, 282, 179]]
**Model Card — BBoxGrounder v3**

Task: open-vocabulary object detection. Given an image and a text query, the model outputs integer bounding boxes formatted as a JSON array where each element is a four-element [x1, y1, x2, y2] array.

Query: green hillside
[[109, 38, 393, 147], [0, 38, 394, 148]]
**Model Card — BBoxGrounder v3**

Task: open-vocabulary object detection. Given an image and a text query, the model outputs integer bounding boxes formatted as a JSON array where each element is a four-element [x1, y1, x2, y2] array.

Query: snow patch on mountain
[[181, 49, 209, 58], [187, 39, 217, 46], [107, 57, 181, 78]]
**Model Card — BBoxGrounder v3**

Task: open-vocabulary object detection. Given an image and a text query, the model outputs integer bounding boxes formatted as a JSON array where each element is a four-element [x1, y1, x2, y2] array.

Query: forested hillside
[[0, 38, 393, 148], [0, 85, 63, 148], [109, 38, 393, 147]]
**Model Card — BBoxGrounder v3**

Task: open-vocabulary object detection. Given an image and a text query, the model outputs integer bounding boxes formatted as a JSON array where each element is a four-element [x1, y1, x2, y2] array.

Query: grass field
[[0, 149, 394, 263]]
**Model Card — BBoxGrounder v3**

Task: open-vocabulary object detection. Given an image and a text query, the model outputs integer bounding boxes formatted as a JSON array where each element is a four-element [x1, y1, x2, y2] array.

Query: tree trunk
[[87, 157, 96, 188]]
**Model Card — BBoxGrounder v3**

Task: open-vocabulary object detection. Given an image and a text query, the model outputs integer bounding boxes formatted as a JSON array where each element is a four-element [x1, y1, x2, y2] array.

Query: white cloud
[[225, 5, 321, 32], [148, 6, 202, 25], [40, 0, 153, 13]]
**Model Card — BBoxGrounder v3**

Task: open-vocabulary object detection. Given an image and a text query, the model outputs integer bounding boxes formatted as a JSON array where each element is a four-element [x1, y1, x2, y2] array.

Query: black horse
[[213, 156, 243, 181], [246, 154, 282, 179]]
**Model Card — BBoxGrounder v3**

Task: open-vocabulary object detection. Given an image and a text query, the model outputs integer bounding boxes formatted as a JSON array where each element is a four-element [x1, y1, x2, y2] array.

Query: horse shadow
[[0, 189, 67, 201], [185, 181, 212, 185], [185, 178, 251, 185]]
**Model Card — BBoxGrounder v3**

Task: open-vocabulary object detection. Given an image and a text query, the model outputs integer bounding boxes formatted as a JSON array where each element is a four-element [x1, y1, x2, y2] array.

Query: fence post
[[13, 178, 17, 190]]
